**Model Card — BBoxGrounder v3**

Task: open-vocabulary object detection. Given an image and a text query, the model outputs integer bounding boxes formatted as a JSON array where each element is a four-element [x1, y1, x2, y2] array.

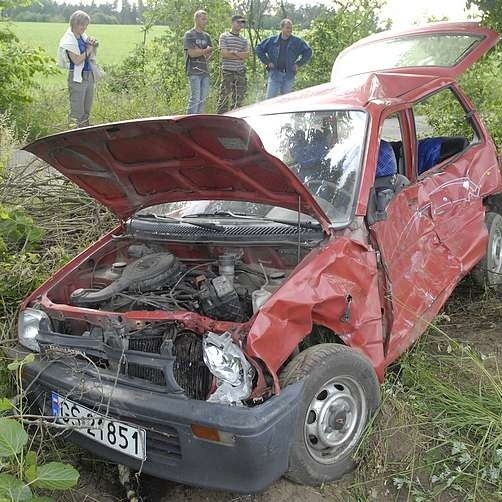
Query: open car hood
[[24, 116, 331, 230], [332, 22, 499, 82]]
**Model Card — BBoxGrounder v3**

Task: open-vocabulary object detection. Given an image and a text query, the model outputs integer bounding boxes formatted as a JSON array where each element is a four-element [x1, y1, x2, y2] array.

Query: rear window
[[332, 34, 482, 80]]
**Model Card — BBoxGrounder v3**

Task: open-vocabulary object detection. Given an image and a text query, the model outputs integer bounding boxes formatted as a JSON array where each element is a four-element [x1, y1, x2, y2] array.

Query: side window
[[413, 88, 478, 175], [380, 113, 406, 176]]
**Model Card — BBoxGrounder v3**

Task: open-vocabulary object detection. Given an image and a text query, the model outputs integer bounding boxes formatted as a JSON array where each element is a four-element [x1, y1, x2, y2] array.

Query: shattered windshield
[[137, 110, 367, 227]]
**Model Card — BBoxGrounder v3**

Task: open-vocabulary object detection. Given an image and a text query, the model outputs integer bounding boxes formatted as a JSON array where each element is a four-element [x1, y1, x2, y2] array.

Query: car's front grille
[[127, 362, 165, 386], [125, 329, 212, 400], [38, 322, 212, 399], [129, 335, 164, 353]]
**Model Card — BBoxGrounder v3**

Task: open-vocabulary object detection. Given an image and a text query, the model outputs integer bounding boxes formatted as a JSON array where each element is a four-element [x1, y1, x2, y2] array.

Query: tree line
[[3, 0, 146, 25], [5, 0, 327, 28]]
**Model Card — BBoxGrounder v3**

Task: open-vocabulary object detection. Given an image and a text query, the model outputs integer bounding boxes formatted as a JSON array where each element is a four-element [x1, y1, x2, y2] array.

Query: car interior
[[417, 136, 469, 174], [366, 139, 410, 225]]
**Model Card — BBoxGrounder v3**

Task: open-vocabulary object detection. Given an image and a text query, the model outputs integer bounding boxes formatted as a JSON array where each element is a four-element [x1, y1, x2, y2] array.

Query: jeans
[[216, 70, 247, 114], [187, 74, 210, 114], [68, 70, 94, 128], [266, 71, 295, 99]]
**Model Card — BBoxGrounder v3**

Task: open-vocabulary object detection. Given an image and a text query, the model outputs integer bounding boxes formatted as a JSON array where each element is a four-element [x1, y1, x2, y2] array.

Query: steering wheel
[[304, 179, 338, 200], [304, 178, 354, 211]]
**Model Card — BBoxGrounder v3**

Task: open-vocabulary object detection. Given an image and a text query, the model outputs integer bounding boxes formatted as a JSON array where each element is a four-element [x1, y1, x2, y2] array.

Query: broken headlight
[[202, 332, 254, 405], [18, 308, 49, 352]]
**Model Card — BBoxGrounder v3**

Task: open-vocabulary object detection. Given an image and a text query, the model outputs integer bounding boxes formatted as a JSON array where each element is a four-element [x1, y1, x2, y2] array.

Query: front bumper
[[9, 345, 302, 493]]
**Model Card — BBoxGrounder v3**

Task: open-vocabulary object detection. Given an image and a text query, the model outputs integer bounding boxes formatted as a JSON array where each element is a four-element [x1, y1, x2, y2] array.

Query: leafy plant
[[0, 355, 79, 501], [300, 0, 384, 89]]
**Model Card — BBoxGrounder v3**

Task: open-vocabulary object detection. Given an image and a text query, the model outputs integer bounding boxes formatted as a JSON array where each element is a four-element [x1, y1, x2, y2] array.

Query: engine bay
[[65, 243, 290, 323]]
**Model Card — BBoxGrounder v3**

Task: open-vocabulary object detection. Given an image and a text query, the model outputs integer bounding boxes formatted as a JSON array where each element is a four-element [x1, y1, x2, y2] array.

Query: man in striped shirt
[[216, 15, 250, 114]]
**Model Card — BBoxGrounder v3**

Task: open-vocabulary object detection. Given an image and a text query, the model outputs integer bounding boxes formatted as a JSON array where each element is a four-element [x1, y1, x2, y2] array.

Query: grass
[[9, 22, 168, 89], [347, 283, 502, 501], [10, 22, 167, 67]]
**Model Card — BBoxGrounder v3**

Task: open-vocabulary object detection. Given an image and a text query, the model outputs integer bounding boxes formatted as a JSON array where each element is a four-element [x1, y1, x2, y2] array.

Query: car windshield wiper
[[184, 211, 255, 219], [184, 211, 321, 230], [135, 213, 223, 231], [262, 217, 321, 230]]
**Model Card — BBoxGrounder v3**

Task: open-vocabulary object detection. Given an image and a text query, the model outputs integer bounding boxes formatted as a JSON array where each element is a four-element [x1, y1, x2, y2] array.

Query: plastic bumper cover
[[9, 345, 302, 493]]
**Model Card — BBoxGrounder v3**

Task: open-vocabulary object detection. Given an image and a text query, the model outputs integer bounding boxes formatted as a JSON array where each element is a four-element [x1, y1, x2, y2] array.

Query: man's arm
[[295, 38, 313, 66], [235, 49, 249, 60], [235, 39, 250, 60], [219, 33, 239, 59], [187, 47, 212, 57], [184, 32, 211, 58], [220, 48, 241, 59], [255, 37, 270, 65]]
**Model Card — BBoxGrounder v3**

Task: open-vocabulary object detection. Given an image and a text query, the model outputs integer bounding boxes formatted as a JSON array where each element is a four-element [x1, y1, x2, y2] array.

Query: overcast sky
[[57, 0, 480, 28]]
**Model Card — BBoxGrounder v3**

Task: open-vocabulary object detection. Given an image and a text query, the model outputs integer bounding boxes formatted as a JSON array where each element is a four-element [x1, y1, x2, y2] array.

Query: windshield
[[136, 110, 367, 227], [332, 34, 482, 80]]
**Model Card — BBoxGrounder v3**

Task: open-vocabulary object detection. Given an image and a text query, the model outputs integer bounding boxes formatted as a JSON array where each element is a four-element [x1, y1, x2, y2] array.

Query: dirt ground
[[68, 455, 358, 501], [62, 281, 502, 502]]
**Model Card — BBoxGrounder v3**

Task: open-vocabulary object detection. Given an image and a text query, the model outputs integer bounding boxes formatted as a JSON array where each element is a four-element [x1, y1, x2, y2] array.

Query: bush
[[299, 0, 384, 89], [0, 22, 56, 116], [458, 48, 502, 151]]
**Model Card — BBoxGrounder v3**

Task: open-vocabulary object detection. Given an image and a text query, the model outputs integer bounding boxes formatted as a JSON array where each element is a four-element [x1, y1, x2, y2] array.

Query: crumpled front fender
[[246, 236, 385, 392]]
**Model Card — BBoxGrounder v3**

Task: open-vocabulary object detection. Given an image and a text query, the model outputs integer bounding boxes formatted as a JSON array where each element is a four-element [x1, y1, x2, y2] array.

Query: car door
[[370, 87, 501, 364], [369, 109, 460, 362]]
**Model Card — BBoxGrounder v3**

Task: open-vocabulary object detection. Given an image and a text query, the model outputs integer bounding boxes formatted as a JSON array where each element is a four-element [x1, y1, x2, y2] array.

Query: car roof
[[233, 22, 498, 118], [231, 71, 450, 117]]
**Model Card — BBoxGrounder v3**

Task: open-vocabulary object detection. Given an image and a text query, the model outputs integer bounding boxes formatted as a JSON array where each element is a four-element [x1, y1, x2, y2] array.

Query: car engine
[[69, 244, 286, 323]]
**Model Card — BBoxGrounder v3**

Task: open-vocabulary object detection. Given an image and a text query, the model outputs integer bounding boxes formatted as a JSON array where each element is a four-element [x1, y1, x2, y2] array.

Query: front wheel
[[280, 344, 380, 485]]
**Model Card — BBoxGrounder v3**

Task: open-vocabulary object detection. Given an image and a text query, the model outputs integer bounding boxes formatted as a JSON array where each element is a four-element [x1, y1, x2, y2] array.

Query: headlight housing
[[203, 332, 254, 405], [18, 308, 48, 352]]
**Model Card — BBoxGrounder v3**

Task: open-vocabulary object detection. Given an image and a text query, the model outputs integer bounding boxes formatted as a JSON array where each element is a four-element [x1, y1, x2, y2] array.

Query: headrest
[[376, 140, 397, 177]]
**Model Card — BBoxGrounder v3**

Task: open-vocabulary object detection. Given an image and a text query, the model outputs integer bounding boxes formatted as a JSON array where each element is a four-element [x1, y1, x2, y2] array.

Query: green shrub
[[0, 355, 80, 501]]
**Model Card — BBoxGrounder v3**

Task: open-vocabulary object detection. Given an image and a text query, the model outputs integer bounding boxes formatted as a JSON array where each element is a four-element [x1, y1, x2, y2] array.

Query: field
[[10, 22, 167, 66], [10, 21, 167, 67]]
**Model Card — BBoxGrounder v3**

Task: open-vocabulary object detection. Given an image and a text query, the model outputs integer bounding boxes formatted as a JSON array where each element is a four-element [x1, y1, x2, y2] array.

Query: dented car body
[[12, 22, 502, 491]]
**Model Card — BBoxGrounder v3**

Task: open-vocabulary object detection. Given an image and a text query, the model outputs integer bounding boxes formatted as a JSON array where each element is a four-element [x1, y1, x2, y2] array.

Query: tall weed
[[353, 324, 502, 501]]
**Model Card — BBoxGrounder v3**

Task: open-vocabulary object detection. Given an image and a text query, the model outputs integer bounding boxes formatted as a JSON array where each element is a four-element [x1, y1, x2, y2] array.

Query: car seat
[[367, 140, 410, 225], [417, 137, 442, 174], [417, 136, 468, 174]]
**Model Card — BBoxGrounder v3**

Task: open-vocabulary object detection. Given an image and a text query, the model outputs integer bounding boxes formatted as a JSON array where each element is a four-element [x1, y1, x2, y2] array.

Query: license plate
[[51, 392, 146, 460]]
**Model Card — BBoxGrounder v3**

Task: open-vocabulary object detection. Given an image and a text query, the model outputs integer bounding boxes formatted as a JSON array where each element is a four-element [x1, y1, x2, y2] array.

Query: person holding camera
[[57, 10, 99, 128]]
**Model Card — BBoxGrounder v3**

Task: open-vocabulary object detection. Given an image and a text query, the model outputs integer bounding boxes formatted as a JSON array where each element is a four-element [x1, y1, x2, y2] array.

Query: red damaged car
[[12, 22, 502, 491]]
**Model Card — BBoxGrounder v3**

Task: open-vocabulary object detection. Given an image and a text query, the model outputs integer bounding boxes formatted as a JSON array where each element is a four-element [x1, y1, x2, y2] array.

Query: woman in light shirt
[[58, 10, 98, 128]]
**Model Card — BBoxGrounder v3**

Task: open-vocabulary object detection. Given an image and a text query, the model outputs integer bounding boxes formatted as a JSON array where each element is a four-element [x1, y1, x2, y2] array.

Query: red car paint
[[24, 22, 502, 395]]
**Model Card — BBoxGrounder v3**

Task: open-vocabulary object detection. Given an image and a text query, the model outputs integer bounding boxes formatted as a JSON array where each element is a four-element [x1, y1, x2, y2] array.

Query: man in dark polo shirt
[[183, 10, 213, 114], [216, 14, 249, 114], [256, 18, 312, 98]]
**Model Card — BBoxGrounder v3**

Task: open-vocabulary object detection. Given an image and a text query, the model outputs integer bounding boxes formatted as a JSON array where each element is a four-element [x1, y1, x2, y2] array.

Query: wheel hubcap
[[489, 227, 502, 274], [304, 376, 366, 464]]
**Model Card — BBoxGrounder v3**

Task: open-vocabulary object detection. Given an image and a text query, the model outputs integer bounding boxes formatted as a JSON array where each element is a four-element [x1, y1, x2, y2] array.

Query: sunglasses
[[237, 20, 246, 24]]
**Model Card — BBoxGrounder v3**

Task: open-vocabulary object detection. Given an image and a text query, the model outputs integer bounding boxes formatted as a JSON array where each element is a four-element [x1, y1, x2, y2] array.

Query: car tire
[[472, 212, 502, 287], [279, 343, 380, 486]]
